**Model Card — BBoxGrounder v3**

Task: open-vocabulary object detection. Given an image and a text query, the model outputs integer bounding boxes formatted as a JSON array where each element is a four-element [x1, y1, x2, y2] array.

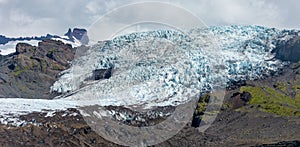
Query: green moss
[[52, 64, 64, 70], [48, 48, 58, 54], [13, 65, 24, 76], [40, 61, 47, 72], [293, 85, 300, 100], [30, 61, 38, 69], [195, 94, 210, 115], [20, 85, 27, 91], [46, 48, 58, 59], [222, 103, 233, 109], [263, 104, 300, 116], [274, 82, 288, 94], [240, 86, 300, 116], [29, 47, 36, 52], [264, 86, 300, 108]]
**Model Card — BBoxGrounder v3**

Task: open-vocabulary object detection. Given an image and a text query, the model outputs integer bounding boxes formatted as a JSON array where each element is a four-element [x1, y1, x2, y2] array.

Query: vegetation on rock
[[240, 86, 300, 116]]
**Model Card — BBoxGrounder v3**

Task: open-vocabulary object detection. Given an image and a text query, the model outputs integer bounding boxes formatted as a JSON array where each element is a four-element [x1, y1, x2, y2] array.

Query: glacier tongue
[[52, 25, 293, 108]]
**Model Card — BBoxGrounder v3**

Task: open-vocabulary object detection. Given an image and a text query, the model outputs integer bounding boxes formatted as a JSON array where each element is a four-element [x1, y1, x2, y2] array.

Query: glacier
[[51, 25, 298, 108], [1, 25, 300, 126]]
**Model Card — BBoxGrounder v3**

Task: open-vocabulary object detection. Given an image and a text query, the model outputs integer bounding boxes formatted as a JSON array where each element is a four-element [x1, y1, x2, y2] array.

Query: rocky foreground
[[0, 72, 299, 147], [0, 37, 299, 146]]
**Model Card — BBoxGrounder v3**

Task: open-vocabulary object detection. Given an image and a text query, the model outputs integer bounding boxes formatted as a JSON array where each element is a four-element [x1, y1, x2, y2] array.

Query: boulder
[[93, 68, 113, 80]]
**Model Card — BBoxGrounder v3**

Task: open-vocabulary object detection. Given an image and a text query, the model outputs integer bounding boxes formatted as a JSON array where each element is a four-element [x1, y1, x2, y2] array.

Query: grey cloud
[[0, 0, 299, 37]]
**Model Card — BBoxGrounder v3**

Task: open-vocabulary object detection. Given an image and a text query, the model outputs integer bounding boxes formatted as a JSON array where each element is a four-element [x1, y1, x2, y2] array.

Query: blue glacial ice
[[51, 25, 298, 107]]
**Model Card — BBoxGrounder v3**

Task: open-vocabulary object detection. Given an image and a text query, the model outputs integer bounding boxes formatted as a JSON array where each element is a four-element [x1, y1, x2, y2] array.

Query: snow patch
[[51, 36, 82, 48]]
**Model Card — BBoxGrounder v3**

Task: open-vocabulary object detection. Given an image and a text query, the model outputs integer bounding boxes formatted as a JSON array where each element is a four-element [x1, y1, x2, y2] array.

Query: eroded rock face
[[15, 43, 33, 54], [93, 68, 113, 80], [229, 91, 252, 109], [0, 39, 75, 99], [272, 36, 300, 62], [64, 28, 89, 45], [73, 28, 88, 41]]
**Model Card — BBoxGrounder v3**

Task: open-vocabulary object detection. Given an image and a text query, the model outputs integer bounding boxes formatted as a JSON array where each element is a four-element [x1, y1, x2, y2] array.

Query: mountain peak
[[64, 28, 73, 39], [63, 28, 89, 45]]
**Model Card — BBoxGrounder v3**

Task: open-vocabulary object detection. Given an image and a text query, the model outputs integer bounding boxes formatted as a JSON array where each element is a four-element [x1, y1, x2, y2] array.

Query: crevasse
[[51, 25, 297, 107]]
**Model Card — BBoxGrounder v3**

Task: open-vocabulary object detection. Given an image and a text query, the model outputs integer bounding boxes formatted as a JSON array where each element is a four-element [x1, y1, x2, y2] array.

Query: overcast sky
[[0, 0, 299, 37]]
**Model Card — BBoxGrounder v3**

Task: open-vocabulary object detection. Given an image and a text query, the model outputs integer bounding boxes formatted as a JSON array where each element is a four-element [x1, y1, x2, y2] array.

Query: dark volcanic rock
[[240, 91, 251, 102], [272, 36, 300, 62], [229, 91, 252, 109], [256, 140, 300, 147], [38, 39, 74, 67], [15, 43, 33, 54], [64, 28, 89, 45], [73, 28, 88, 41], [0, 35, 9, 44], [64, 28, 73, 39], [93, 68, 113, 80], [0, 39, 75, 99]]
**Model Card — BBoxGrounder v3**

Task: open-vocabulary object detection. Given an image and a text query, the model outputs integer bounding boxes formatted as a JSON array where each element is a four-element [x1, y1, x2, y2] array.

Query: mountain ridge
[[0, 28, 88, 55], [0, 25, 299, 146]]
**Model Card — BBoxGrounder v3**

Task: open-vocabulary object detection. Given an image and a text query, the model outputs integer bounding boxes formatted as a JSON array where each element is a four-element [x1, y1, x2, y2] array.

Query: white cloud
[[0, 0, 299, 37], [0, 0, 7, 4], [172, 0, 283, 28], [9, 10, 34, 26], [86, 1, 102, 14]]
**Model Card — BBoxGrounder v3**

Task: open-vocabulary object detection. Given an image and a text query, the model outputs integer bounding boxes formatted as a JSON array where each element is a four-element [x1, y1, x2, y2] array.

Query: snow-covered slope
[[0, 98, 93, 126], [51, 25, 296, 108], [51, 36, 82, 48]]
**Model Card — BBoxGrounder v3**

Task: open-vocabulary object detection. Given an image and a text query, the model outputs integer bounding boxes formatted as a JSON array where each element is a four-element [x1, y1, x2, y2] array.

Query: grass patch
[[240, 86, 300, 116], [293, 85, 300, 100], [222, 103, 233, 110]]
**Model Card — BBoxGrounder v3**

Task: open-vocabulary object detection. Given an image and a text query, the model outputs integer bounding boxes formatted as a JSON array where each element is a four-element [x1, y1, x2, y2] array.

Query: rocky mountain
[[0, 25, 299, 146], [0, 28, 88, 55], [272, 35, 300, 62], [0, 28, 88, 46], [0, 39, 75, 99]]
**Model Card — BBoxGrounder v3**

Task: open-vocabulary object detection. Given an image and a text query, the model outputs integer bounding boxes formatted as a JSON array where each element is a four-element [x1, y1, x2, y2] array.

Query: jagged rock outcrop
[[64, 28, 89, 45], [92, 68, 113, 80], [272, 36, 300, 62], [0, 39, 75, 99]]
